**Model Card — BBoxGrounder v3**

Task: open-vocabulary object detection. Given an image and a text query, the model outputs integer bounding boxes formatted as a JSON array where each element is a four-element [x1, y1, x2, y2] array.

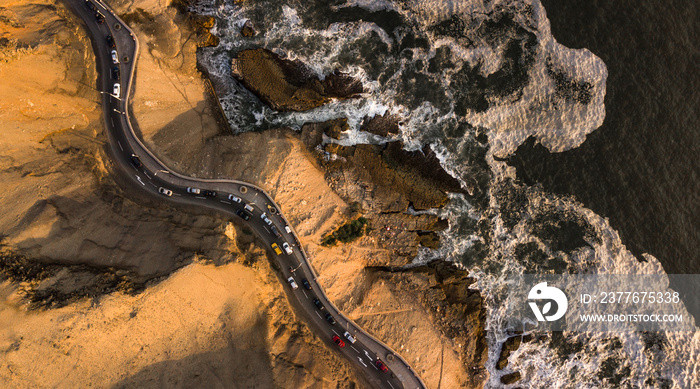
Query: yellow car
[[271, 243, 282, 255]]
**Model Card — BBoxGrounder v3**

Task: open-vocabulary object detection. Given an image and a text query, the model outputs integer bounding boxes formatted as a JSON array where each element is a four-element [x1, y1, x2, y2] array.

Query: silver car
[[158, 187, 172, 196], [112, 83, 120, 97], [111, 50, 119, 64]]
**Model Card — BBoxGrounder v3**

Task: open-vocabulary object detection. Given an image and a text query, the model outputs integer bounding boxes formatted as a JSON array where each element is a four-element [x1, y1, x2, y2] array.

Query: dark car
[[375, 360, 388, 372], [270, 225, 282, 238], [235, 209, 250, 221], [95, 12, 105, 24], [111, 66, 120, 81], [129, 154, 143, 168], [202, 189, 217, 197], [301, 278, 312, 290], [325, 312, 336, 325], [85, 0, 96, 11], [313, 298, 324, 311], [106, 35, 115, 48]]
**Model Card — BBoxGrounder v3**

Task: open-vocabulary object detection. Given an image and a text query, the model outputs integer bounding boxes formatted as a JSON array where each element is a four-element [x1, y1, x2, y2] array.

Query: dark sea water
[[512, 0, 700, 274]]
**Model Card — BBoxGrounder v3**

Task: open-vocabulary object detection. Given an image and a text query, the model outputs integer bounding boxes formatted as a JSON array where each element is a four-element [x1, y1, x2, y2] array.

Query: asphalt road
[[63, 1, 427, 388]]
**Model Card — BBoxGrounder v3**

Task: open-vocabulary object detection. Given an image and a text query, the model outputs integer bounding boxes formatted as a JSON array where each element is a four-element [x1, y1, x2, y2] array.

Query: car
[[202, 189, 217, 197], [343, 331, 357, 344], [95, 12, 105, 24], [112, 83, 120, 97], [228, 194, 242, 203], [260, 212, 267, 220], [287, 276, 298, 290], [375, 360, 388, 372], [282, 242, 293, 255], [111, 50, 119, 64], [244, 204, 254, 212], [111, 66, 120, 81], [106, 35, 115, 48], [301, 278, 311, 290], [325, 312, 336, 325], [158, 187, 172, 197], [271, 243, 282, 255], [270, 225, 282, 238], [235, 209, 250, 221], [313, 298, 324, 311], [332, 335, 345, 348], [285, 225, 292, 234], [187, 187, 201, 194], [262, 216, 272, 226], [85, 0, 96, 12], [129, 154, 143, 168]]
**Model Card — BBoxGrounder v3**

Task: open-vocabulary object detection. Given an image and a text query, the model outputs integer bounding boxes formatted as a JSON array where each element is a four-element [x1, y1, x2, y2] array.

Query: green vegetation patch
[[321, 217, 369, 246]]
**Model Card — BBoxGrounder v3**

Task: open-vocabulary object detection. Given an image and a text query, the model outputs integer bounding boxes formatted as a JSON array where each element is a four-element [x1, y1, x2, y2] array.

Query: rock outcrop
[[231, 48, 363, 111]]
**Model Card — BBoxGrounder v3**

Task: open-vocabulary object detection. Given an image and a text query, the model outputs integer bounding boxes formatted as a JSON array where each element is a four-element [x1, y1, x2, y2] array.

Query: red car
[[375, 359, 388, 372], [332, 335, 345, 348]]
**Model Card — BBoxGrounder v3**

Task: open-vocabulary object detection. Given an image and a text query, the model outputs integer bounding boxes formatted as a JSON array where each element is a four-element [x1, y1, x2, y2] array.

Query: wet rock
[[241, 20, 256, 37], [323, 118, 349, 140], [361, 113, 401, 137], [496, 335, 522, 370], [500, 371, 522, 385], [231, 48, 363, 111]]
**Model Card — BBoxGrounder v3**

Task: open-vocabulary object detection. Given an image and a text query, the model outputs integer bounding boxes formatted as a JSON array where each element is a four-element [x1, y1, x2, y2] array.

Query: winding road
[[63, 0, 427, 388]]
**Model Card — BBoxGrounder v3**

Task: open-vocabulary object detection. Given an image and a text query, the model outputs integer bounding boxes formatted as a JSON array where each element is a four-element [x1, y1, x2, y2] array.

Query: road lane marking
[[111, 117, 115, 127], [263, 226, 270, 234], [357, 357, 367, 368], [315, 311, 322, 319], [148, 182, 157, 188], [195, 196, 206, 200], [136, 175, 145, 186], [302, 290, 308, 298], [371, 362, 379, 370], [117, 141, 123, 151], [364, 350, 374, 361], [174, 193, 182, 196], [350, 346, 360, 354], [332, 330, 340, 337], [143, 171, 151, 179], [220, 200, 231, 204], [386, 381, 395, 389]]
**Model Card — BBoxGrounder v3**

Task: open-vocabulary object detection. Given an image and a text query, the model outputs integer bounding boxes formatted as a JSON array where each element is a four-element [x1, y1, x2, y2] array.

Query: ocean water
[[192, 0, 700, 387]]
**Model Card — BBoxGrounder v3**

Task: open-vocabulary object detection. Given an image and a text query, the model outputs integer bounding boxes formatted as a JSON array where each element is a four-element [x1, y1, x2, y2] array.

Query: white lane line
[[195, 196, 206, 200], [220, 200, 231, 204], [357, 357, 367, 368], [117, 141, 123, 151], [148, 182, 158, 188], [95, 1, 107, 10], [371, 362, 379, 370], [315, 311, 322, 319], [111, 117, 115, 127], [350, 346, 360, 354], [332, 329, 340, 337], [386, 381, 395, 389], [364, 350, 374, 361], [302, 290, 308, 298], [136, 176, 145, 186], [174, 193, 182, 196], [143, 171, 151, 179], [263, 226, 270, 234]]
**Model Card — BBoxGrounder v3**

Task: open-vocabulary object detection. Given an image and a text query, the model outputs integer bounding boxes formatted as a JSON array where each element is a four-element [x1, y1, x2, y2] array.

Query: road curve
[[63, 1, 428, 388]]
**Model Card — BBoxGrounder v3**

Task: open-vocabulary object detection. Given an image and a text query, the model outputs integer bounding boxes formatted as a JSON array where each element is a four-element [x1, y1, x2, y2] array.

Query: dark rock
[[231, 48, 362, 111], [361, 113, 401, 137], [500, 371, 522, 385], [241, 20, 256, 37], [323, 118, 349, 140], [496, 336, 522, 370]]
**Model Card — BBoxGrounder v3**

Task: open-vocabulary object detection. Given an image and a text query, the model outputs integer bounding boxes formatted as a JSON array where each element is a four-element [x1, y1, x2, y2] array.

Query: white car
[[111, 50, 119, 64], [287, 277, 298, 290], [282, 242, 293, 255], [343, 331, 357, 344], [228, 194, 242, 203], [285, 225, 292, 234], [263, 216, 272, 226], [112, 83, 120, 97], [187, 187, 201, 194], [244, 204, 254, 212], [158, 187, 172, 196]]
